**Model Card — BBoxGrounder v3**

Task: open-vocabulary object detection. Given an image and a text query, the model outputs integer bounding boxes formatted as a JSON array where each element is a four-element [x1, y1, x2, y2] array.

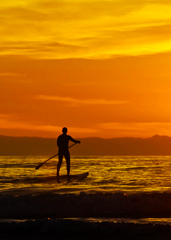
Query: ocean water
[[1, 155, 171, 230], [1, 155, 171, 194]]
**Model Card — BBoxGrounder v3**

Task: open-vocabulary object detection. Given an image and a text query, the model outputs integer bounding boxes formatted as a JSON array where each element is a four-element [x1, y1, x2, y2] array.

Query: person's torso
[[58, 134, 71, 152]]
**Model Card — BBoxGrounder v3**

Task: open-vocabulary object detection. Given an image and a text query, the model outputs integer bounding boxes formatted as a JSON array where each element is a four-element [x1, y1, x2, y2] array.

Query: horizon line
[[0, 134, 170, 140]]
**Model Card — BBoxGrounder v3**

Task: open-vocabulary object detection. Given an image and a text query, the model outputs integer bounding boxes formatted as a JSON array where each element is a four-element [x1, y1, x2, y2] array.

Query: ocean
[[1, 155, 171, 195], [1, 155, 171, 239]]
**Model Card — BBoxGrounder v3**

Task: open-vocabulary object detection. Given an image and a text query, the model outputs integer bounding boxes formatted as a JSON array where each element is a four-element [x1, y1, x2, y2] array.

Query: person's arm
[[69, 136, 81, 144], [57, 137, 59, 147]]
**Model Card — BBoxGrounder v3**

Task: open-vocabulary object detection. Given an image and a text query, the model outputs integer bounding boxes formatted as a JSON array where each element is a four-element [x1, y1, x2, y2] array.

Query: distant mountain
[[0, 135, 171, 156], [0, 135, 57, 156]]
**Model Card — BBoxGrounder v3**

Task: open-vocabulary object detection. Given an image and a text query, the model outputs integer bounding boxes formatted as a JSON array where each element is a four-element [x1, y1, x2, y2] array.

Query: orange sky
[[1, 0, 171, 138]]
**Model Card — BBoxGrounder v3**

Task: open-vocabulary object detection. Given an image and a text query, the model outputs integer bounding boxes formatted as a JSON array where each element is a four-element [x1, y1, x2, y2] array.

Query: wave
[[123, 166, 162, 170], [0, 192, 171, 219]]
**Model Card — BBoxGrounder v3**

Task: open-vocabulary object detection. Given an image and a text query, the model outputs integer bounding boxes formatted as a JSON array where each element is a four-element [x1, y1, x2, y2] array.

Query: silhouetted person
[[57, 127, 80, 183]]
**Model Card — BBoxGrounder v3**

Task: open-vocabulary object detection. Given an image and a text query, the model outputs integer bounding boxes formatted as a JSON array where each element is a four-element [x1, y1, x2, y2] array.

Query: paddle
[[35, 142, 77, 170]]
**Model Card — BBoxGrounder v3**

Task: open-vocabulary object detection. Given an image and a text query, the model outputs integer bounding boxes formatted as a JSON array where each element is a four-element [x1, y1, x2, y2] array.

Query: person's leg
[[65, 151, 70, 182], [57, 153, 63, 183]]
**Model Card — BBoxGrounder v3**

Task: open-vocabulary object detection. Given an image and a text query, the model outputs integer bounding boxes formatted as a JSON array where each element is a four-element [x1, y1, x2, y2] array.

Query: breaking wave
[[0, 192, 171, 219]]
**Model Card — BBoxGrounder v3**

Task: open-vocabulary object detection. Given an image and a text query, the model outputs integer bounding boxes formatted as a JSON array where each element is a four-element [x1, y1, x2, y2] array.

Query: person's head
[[62, 127, 68, 134]]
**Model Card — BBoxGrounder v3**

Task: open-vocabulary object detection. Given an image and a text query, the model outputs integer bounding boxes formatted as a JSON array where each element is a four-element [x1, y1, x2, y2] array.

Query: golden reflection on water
[[77, 217, 171, 225], [0, 156, 171, 194]]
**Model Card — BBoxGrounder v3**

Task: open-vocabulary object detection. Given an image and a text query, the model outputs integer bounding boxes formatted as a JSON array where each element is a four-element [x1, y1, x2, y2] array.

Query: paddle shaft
[[35, 142, 77, 170]]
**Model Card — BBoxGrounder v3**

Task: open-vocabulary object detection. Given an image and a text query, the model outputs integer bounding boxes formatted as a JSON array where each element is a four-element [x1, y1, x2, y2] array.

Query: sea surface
[[1, 155, 171, 239], [1, 155, 171, 194]]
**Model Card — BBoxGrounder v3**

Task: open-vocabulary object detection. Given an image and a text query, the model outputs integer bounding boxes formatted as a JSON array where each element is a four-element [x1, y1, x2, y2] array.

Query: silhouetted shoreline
[[0, 219, 171, 240]]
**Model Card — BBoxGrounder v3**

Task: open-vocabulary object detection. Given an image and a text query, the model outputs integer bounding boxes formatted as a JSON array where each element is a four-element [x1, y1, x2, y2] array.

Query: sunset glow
[[1, 0, 171, 138]]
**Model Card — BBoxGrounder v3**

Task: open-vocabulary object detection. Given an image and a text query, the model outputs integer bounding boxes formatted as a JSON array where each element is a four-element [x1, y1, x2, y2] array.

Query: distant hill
[[0, 134, 171, 156]]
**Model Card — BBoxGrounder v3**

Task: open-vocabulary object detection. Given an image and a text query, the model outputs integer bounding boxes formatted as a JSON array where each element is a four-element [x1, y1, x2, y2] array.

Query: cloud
[[0, 72, 26, 77], [1, 0, 171, 59], [0, 115, 98, 134], [0, 6, 47, 22], [98, 122, 171, 137], [1, 114, 171, 138], [34, 0, 148, 20], [36, 95, 129, 105], [150, 0, 171, 4], [0, 41, 84, 58]]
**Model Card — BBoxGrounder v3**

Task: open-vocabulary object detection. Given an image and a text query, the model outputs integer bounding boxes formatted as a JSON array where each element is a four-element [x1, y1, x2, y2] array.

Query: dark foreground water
[[1, 155, 171, 239], [1, 219, 171, 240]]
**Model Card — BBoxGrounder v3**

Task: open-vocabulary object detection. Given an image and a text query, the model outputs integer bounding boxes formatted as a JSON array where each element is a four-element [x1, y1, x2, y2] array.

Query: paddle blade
[[35, 154, 57, 170], [35, 163, 43, 170]]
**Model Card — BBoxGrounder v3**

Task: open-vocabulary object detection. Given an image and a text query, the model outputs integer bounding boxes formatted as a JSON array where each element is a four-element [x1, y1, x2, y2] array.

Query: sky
[[1, 0, 171, 139]]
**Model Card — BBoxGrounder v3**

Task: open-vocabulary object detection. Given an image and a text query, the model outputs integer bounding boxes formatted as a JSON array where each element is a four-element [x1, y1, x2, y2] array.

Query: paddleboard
[[59, 172, 89, 181], [22, 172, 89, 184]]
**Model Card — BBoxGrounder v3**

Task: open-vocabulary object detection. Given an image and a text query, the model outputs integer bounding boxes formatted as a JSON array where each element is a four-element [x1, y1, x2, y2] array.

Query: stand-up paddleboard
[[19, 172, 89, 184], [59, 172, 89, 181]]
